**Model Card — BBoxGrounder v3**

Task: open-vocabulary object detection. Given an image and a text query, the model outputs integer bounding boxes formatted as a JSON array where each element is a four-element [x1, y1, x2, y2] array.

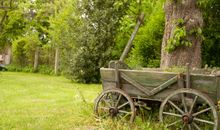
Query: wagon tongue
[[119, 13, 145, 63]]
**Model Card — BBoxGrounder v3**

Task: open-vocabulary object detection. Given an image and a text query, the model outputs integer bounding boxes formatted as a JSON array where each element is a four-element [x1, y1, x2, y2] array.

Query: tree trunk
[[160, 0, 203, 69], [5, 45, 12, 64], [54, 47, 59, 75], [34, 47, 39, 71]]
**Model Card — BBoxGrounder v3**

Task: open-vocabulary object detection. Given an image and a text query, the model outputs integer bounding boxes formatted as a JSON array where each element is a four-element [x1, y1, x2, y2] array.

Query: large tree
[[160, 0, 203, 68]]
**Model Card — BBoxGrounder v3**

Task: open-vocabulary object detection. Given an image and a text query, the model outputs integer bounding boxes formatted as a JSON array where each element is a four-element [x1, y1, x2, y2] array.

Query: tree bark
[[160, 0, 203, 69], [54, 47, 59, 75], [34, 47, 39, 71], [5, 45, 12, 64]]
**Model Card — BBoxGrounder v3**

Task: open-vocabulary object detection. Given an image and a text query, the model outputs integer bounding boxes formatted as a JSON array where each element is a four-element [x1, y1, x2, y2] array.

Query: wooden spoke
[[99, 107, 109, 111], [181, 93, 188, 112], [119, 112, 131, 120], [118, 110, 131, 115], [159, 88, 218, 130], [99, 112, 109, 118], [167, 119, 182, 127], [163, 112, 182, 117], [181, 124, 186, 130], [115, 94, 122, 107], [194, 117, 215, 125], [102, 98, 111, 107], [168, 100, 184, 114], [192, 122, 201, 130], [94, 89, 135, 123], [117, 113, 124, 120], [192, 107, 211, 117], [189, 96, 198, 114], [188, 124, 192, 130], [118, 101, 129, 110]]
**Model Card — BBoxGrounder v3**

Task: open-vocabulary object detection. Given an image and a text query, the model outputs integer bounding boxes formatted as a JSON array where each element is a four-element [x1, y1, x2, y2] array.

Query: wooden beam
[[216, 73, 220, 102], [150, 75, 178, 95], [121, 72, 152, 96], [119, 13, 144, 62]]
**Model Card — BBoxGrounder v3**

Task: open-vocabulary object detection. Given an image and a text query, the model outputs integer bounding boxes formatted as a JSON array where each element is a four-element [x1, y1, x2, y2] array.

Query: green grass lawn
[[0, 72, 102, 130], [0, 72, 167, 130]]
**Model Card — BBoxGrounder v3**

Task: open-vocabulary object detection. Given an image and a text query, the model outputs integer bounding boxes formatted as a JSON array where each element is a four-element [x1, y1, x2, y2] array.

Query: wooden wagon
[[94, 14, 219, 130]]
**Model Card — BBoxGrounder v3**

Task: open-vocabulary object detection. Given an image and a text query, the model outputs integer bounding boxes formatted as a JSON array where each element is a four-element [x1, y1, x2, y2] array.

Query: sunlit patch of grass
[[0, 72, 101, 129]]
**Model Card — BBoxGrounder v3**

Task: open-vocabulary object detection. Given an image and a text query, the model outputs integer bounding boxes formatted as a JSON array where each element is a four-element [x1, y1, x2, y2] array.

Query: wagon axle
[[182, 113, 193, 124], [109, 107, 118, 117]]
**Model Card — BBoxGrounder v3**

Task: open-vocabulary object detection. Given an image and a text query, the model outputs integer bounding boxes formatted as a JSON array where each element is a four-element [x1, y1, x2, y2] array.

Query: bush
[[37, 65, 54, 75], [7, 64, 54, 75]]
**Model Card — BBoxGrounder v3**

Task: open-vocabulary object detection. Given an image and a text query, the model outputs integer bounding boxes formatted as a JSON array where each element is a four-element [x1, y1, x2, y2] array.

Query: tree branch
[[0, 10, 8, 32]]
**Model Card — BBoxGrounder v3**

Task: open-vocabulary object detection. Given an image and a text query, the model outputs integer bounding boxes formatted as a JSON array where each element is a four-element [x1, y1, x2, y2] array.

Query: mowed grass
[[0, 72, 102, 130], [0, 72, 167, 130]]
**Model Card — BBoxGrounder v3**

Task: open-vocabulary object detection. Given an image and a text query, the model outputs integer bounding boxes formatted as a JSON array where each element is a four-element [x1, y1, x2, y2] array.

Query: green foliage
[[114, 0, 165, 68], [165, 19, 191, 53], [48, 0, 77, 75], [166, 26, 192, 53], [12, 31, 40, 66], [68, 0, 130, 83], [1, 0, 220, 83], [7, 64, 54, 75], [12, 40, 28, 67], [201, 0, 220, 67], [197, 0, 215, 9], [6, 64, 34, 72]]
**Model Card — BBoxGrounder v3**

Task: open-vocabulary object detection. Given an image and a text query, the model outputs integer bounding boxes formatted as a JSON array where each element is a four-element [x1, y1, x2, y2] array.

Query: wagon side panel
[[191, 74, 218, 103], [100, 68, 180, 100]]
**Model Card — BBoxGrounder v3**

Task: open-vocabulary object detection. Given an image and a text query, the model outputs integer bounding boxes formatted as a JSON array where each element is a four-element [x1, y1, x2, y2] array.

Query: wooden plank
[[100, 68, 178, 87], [115, 63, 120, 88], [121, 83, 148, 97], [150, 76, 178, 95], [121, 72, 152, 96], [216, 76, 220, 102], [191, 75, 216, 93], [178, 74, 185, 88], [100, 68, 115, 81], [120, 69, 177, 87], [191, 75, 217, 102], [102, 81, 116, 91]]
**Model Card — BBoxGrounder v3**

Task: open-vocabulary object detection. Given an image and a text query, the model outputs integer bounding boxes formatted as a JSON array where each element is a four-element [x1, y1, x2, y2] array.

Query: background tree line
[[0, 0, 219, 83]]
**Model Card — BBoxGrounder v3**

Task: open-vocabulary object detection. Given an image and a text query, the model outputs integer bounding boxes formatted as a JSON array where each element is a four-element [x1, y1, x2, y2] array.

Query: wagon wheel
[[159, 88, 218, 130], [94, 88, 135, 123]]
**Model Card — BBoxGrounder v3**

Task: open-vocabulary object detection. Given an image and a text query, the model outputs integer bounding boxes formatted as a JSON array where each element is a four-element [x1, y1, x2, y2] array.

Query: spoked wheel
[[159, 88, 218, 130], [94, 88, 135, 123]]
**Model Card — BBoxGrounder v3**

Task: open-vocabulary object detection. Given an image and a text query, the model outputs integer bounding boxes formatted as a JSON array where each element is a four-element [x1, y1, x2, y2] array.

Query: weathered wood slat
[[121, 72, 152, 96], [150, 76, 178, 95], [190, 75, 216, 93], [120, 70, 177, 87], [101, 68, 177, 87], [216, 76, 220, 101]]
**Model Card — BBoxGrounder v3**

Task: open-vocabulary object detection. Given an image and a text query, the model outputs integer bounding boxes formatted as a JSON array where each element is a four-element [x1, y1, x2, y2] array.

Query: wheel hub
[[109, 108, 118, 117], [182, 113, 193, 124]]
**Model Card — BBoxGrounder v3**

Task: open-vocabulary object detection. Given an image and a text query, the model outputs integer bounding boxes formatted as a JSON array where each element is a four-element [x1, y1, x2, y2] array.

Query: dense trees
[[0, 0, 219, 83]]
